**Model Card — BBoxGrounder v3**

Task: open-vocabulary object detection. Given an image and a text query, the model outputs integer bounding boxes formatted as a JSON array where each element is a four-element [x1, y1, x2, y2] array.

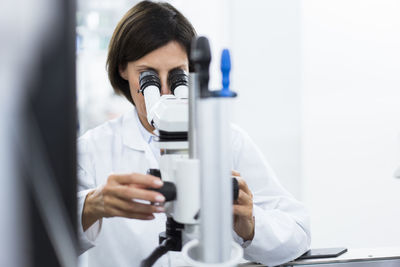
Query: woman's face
[[120, 41, 189, 133]]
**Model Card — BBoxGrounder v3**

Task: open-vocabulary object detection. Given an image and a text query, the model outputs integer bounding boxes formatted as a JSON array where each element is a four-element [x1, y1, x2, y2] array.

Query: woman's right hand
[[82, 173, 166, 231]]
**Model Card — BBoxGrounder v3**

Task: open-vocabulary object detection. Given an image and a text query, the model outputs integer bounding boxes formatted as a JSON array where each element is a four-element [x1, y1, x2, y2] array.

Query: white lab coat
[[77, 107, 311, 267]]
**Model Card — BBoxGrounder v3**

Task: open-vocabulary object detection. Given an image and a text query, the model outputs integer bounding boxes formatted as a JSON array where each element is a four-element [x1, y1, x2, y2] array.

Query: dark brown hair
[[107, 1, 196, 105]]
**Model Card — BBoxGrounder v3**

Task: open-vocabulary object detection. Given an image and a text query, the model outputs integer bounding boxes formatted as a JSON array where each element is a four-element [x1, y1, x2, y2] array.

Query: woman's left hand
[[232, 170, 255, 241]]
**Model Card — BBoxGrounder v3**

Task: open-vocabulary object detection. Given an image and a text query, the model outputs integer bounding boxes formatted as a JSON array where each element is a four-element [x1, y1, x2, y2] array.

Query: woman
[[78, 1, 311, 266]]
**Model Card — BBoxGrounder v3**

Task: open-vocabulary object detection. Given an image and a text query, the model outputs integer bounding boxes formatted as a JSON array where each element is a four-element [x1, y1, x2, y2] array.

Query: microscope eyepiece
[[139, 70, 161, 94], [168, 69, 188, 95]]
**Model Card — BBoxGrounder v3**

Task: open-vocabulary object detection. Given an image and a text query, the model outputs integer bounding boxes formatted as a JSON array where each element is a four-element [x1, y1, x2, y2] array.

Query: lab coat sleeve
[[77, 136, 102, 255], [231, 125, 311, 266]]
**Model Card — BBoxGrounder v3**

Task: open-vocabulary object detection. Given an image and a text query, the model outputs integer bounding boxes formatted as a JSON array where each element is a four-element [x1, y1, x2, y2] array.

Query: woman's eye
[[142, 68, 158, 74], [168, 68, 188, 90]]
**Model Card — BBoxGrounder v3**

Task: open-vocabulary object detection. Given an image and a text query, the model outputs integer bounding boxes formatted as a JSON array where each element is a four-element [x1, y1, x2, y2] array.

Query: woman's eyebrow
[[135, 65, 158, 73], [135, 64, 188, 72], [174, 64, 188, 69], [168, 66, 187, 73]]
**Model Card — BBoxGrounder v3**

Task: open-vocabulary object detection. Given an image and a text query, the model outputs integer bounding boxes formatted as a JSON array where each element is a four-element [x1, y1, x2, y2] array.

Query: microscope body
[[155, 101, 200, 226], [139, 69, 200, 236]]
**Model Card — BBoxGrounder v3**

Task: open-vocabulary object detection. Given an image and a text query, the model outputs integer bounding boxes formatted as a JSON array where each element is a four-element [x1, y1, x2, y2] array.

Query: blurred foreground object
[[0, 0, 78, 266]]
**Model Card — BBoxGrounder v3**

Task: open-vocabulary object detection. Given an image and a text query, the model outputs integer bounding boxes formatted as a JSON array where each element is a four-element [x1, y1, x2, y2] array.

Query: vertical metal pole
[[188, 73, 198, 159], [191, 36, 233, 264], [197, 98, 233, 263]]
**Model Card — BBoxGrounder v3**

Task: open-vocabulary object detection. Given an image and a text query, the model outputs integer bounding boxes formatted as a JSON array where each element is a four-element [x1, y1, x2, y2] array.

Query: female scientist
[[78, 1, 311, 266]]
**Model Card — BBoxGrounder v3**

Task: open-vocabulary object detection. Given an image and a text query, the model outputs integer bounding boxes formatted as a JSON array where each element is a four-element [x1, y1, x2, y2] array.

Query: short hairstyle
[[107, 1, 196, 105]]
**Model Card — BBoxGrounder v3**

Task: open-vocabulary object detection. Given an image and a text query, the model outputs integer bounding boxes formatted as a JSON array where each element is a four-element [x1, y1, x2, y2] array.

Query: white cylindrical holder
[[197, 98, 233, 263], [174, 158, 200, 224], [182, 239, 243, 267]]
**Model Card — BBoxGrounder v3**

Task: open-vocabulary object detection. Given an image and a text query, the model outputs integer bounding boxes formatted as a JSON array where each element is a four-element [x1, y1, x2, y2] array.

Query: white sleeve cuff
[[77, 189, 102, 254], [241, 203, 310, 266], [241, 239, 252, 248], [233, 229, 252, 248]]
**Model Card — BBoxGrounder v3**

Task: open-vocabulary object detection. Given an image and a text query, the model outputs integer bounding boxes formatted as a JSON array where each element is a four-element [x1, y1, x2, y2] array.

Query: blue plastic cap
[[221, 49, 231, 73], [220, 49, 231, 96], [212, 49, 236, 98]]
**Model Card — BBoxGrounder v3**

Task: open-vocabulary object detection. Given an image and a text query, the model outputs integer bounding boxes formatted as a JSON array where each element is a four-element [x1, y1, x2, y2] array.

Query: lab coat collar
[[136, 112, 155, 145], [121, 107, 146, 151]]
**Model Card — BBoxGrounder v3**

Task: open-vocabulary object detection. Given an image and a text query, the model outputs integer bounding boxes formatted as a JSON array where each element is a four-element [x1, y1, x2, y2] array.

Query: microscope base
[[182, 239, 243, 267]]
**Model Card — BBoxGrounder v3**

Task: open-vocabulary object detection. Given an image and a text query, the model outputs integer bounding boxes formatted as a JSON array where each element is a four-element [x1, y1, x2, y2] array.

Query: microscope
[[140, 37, 243, 267], [139, 66, 200, 266]]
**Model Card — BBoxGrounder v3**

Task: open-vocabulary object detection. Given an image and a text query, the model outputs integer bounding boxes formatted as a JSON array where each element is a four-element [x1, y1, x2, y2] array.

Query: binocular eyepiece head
[[139, 69, 188, 96], [139, 69, 189, 126], [168, 69, 188, 94], [139, 69, 160, 94]]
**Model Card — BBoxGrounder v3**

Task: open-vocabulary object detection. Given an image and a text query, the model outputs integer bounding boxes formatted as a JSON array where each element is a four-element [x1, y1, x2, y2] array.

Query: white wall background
[[302, 0, 400, 248], [172, 0, 400, 249], [77, 0, 400, 251], [230, 0, 303, 199], [170, 0, 303, 199]]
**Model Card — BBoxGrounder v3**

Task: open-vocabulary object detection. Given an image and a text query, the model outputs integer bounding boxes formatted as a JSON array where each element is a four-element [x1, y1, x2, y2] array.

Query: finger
[[109, 173, 163, 188], [232, 170, 241, 177], [108, 185, 165, 203], [236, 177, 252, 196], [107, 207, 155, 220], [236, 189, 252, 205], [233, 204, 253, 218], [105, 196, 165, 214]]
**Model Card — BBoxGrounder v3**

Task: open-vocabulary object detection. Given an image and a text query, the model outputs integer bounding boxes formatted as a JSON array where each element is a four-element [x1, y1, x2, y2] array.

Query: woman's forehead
[[132, 41, 188, 70]]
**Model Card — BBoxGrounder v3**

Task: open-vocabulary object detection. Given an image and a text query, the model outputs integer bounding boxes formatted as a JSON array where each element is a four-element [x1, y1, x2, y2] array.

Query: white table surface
[[238, 247, 400, 266]]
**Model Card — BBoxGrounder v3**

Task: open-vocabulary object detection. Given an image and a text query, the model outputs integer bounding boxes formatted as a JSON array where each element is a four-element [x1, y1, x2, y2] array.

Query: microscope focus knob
[[147, 169, 177, 202], [151, 182, 177, 202], [232, 177, 239, 201]]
